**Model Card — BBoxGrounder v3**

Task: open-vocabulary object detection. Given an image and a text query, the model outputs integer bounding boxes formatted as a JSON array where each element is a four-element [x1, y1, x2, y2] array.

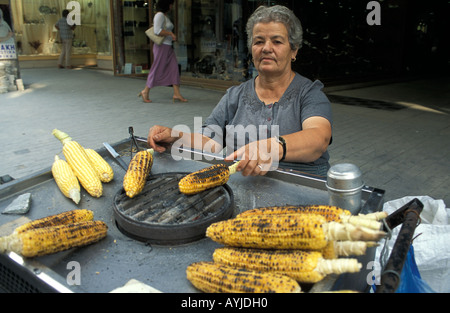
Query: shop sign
[[0, 42, 16, 59]]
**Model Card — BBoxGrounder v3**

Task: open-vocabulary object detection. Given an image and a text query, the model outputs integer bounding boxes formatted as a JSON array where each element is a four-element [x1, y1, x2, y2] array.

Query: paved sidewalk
[[1, 68, 449, 206]]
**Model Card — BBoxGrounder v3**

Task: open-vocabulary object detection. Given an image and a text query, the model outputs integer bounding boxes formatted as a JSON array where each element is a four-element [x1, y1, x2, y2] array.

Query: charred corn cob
[[206, 214, 386, 250], [213, 247, 362, 284], [13, 209, 94, 234], [186, 261, 301, 293], [179, 162, 240, 195], [85, 148, 114, 183], [52, 129, 102, 198], [123, 149, 154, 198], [0, 221, 107, 258], [238, 205, 383, 230], [52, 155, 81, 204]]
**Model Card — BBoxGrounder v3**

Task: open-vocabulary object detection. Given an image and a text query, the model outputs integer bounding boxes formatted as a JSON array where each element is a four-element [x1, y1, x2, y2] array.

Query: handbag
[[145, 27, 164, 45]]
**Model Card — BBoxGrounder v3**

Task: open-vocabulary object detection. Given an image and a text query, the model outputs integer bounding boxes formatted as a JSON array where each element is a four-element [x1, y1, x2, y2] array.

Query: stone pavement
[[0, 68, 449, 206]]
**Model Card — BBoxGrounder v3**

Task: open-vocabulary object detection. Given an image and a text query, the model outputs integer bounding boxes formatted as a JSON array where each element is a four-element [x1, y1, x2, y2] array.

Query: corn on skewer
[[123, 149, 154, 198], [85, 148, 114, 183], [179, 162, 240, 195], [13, 209, 94, 235], [206, 214, 386, 250], [0, 221, 108, 258], [186, 261, 301, 293], [238, 205, 382, 230], [321, 240, 378, 259], [51, 155, 81, 204], [359, 211, 388, 220], [213, 247, 362, 284], [52, 129, 103, 198]]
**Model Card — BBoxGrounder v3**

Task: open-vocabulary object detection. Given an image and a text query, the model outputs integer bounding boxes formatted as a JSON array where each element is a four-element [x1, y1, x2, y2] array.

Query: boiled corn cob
[[13, 209, 94, 234], [186, 261, 301, 293], [85, 148, 114, 183], [51, 155, 81, 204], [179, 162, 240, 195], [0, 221, 107, 258], [213, 247, 362, 284], [206, 214, 386, 250], [52, 129, 102, 198], [123, 149, 154, 198], [238, 205, 382, 230]]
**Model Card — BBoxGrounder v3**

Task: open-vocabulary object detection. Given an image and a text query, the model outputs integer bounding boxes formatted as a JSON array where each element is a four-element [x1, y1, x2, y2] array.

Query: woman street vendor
[[147, 5, 332, 177]]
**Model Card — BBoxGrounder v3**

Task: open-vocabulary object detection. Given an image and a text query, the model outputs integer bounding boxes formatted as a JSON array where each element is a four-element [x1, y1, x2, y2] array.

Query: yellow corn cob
[[206, 214, 386, 250], [238, 205, 351, 220], [186, 261, 301, 293], [85, 148, 114, 183], [52, 129, 102, 198], [213, 247, 362, 284], [179, 162, 240, 195], [123, 149, 154, 198], [13, 209, 94, 234], [0, 221, 108, 258], [51, 155, 81, 204], [238, 205, 382, 230], [207, 214, 329, 250]]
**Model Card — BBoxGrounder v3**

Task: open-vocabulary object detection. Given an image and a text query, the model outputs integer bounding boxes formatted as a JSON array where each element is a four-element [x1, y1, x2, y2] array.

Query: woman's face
[[251, 22, 298, 77]]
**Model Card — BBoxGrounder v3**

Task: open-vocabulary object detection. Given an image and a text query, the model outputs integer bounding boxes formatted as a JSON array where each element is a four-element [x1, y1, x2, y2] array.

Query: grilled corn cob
[[52, 129, 102, 198], [0, 221, 107, 258], [179, 162, 240, 195], [238, 205, 382, 230], [85, 148, 114, 183], [206, 214, 386, 250], [213, 247, 362, 284], [51, 155, 81, 204], [186, 261, 301, 293], [123, 149, 154, 198], [13, 209, 94, 234]]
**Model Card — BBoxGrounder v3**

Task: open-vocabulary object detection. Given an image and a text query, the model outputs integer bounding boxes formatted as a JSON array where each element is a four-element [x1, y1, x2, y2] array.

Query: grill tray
[[113, 172, 234, 245]]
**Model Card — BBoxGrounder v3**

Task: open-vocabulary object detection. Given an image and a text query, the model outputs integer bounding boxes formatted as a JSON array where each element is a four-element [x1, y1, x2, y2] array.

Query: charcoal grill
[[113, 172, 235, 245]]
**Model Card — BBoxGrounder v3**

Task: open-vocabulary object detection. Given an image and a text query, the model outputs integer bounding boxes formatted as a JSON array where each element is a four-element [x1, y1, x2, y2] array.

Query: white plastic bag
[[375, 196, 450, 293]]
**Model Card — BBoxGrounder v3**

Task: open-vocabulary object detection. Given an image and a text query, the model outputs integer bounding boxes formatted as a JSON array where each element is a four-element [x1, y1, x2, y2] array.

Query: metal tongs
[[128, 126, 141, 158]]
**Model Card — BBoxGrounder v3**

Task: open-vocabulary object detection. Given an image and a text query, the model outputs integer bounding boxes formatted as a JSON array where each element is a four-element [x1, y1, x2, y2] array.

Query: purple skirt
[[146, 44, 180, 88]]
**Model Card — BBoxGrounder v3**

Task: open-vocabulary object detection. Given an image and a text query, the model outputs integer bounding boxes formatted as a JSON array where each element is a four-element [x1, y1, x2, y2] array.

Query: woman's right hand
[[147, 125, 177, 153]]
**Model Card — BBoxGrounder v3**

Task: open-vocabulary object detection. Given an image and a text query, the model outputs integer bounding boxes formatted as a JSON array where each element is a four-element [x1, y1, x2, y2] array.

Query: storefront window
[[176, 0, 249, 82], [120, 0, 150, 74], [10, 0, 112, 56]]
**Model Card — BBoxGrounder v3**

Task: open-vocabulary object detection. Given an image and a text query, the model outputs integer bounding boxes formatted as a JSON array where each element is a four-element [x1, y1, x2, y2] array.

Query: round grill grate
[[113, 172, 234, 245]]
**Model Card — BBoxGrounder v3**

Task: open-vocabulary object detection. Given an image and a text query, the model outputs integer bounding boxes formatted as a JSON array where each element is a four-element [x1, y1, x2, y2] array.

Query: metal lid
[[326, 163, 364, 191]]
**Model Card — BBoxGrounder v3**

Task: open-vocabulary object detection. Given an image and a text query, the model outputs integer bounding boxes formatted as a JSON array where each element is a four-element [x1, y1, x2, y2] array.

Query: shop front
[[8, 0, 113, 69]]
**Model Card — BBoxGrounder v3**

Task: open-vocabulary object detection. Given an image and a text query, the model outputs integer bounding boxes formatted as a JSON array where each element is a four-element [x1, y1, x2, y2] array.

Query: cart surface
[[0, 138, 384, 293]]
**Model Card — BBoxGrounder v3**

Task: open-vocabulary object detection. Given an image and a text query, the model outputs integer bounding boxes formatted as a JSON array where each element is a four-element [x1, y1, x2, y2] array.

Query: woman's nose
[[262, 41, 273, 53]]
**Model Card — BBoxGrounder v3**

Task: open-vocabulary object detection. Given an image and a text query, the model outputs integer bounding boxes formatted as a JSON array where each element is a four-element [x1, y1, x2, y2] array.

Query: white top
[[153, 12, 174, 46]]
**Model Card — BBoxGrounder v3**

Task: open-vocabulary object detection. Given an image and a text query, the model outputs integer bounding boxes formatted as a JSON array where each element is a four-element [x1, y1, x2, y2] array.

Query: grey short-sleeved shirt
[[201, 73, 332, 175]]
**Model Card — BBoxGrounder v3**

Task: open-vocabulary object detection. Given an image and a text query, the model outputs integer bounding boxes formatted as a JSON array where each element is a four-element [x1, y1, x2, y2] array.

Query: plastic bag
[[375, 196, 450, 292], [396, 245, 435, 293]]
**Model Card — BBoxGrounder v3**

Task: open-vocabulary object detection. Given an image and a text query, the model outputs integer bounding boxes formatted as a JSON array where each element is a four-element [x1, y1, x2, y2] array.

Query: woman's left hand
[[224, 138, 280, 177]]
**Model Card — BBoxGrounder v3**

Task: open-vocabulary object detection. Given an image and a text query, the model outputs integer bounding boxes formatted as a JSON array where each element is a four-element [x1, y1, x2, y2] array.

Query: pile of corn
[[186, 205, 388, 293], [0, 210, 108, 258], [52, 129, 115, 203]]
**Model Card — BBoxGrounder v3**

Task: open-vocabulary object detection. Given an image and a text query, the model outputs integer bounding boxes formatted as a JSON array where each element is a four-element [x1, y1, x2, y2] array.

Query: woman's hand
[[225, 138, 281, 177], [147, 125, 179, 153]]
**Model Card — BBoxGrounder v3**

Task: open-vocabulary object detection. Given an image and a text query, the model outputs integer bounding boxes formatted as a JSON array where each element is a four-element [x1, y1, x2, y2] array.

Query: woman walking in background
[[139, 0, 187, 103]]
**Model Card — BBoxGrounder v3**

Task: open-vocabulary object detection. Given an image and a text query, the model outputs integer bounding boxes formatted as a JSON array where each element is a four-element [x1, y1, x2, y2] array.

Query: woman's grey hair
[[246, 5, 303, 51]]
